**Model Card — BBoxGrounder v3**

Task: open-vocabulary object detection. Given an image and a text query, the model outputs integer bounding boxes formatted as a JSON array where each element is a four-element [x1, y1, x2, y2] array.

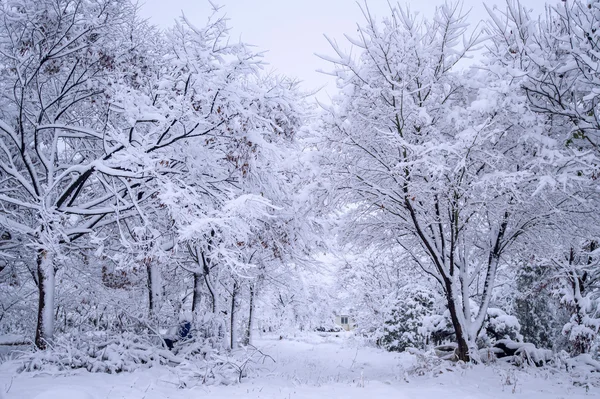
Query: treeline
[[0, 0, 326, 355], [1, 0, 600, 368]]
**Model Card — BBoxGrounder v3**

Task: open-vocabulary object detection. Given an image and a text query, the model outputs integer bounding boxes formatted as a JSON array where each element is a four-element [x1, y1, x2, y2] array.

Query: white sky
[[139, 0, 548, 100]]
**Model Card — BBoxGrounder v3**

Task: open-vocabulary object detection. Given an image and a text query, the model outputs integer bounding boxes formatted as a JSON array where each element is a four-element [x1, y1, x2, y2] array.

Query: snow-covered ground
[[0, 332, 598, 399]]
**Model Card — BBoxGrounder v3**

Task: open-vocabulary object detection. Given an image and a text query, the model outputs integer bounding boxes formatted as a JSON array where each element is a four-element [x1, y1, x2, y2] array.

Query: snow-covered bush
[[192, 313, 227, 350], [562, 315, 600, 357], [421, 313, 455, 346], [404, 347, 463, 376], [380, 286, 435, 352], [556, 246, 600, 356], [19, 333, 174, 374], [422, 305, 523, 352], [513, 263, 565, 350], [492, 339, 554, 367], [484, 308, 522, 343], [565, 353, 600, 388], [16, 332, 250, 385]]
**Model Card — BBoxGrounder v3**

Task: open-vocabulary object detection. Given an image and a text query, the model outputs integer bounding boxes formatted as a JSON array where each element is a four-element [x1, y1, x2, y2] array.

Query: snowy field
[[1, 333, 598, 399]]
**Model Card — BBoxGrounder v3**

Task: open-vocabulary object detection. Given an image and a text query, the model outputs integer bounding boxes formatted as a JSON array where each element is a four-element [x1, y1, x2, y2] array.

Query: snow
[[0, 335, 27, 346], [32, 388, 94, 399], [1, 332, 598, 399]]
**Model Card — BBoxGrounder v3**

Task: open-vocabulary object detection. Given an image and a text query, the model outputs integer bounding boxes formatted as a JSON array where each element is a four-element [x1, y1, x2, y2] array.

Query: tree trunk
[[146, 258, 161, 319], [192, 272, 203, 313], [206, 275, 216, 313], [200, 251, 216, 313], [35, 249, 55, 350], [243, 283, 255, 346], [445, 283, 470, 362], [230, 281, 238, 349]]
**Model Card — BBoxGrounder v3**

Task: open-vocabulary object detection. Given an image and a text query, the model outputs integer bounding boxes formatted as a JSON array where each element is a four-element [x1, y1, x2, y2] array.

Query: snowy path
[[0, 333, 598, 399]]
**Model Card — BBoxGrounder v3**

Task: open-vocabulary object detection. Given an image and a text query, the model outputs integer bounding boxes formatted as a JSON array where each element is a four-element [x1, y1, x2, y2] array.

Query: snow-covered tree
[[485, 0, 600, 356], [0, 0, 317, 350], [554, 242, 600, 355], [0, 0, 165, 348], [142, 12, 322, 348], [318, 2, 556, 361]]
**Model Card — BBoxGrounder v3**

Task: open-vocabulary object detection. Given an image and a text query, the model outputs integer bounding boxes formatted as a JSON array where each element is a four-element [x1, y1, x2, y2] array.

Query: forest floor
[[0, 332, 598, 399]]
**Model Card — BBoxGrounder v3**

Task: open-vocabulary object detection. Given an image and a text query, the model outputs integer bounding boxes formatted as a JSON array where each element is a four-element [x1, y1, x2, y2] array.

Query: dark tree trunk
[[192, 272, 203, 313], [146, 259, 153, 317], [200, 251, 216, 313], [35, 249, 55, 350], [244, 283, 255, 346], [445, 283, 470, 362], [206, 275, 216, 313], [230, 281, 238, 349]]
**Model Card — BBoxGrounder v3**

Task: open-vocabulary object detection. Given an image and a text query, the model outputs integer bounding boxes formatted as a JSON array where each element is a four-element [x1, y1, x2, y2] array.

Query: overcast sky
[[139, 0, 549, 100]]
